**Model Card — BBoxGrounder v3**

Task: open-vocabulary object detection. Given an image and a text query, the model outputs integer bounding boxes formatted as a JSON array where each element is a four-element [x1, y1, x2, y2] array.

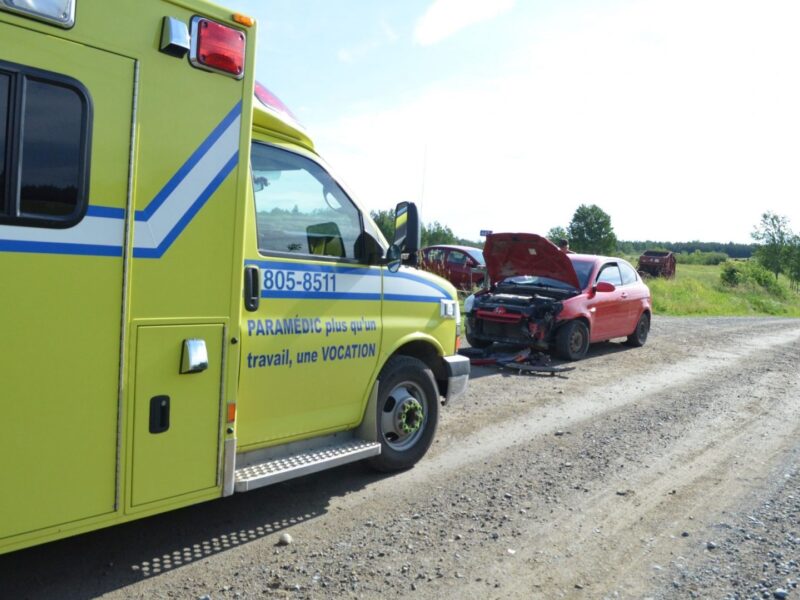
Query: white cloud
[[317, 0, 800, 243], [414, 0, 516, 47]]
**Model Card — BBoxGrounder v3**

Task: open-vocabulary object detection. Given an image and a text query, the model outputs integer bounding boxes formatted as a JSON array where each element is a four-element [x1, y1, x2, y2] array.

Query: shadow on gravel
[[0, 462, 385, 599]]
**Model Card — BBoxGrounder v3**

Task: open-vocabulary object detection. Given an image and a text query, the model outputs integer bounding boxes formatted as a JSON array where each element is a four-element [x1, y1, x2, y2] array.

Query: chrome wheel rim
[[380, 382, 427, 451]]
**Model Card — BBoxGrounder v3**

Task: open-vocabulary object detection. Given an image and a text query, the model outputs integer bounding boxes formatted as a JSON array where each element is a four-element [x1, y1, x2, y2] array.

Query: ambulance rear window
[[19, 79, 84, 217], [0, 73, 8, 212], [0, 61, 91, 228]]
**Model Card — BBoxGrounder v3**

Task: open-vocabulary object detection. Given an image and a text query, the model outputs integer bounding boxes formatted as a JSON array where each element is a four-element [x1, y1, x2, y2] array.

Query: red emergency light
[[254, 82, 299, 122], [190, 17, 245, 78]]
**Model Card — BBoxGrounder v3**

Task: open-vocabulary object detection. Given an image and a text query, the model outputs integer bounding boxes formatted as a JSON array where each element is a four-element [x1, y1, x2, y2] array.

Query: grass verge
[[647, 264, 800, 317]]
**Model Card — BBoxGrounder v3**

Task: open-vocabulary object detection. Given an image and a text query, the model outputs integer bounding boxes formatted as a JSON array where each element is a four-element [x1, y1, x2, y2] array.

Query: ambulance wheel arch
[[387, 337, 449, 396], [368, 354, 439, 472]]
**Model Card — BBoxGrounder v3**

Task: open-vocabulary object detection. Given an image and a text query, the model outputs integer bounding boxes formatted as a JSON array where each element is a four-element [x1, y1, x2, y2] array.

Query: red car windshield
[[569, 257, 595, 290], [464, 248, 485, 265]]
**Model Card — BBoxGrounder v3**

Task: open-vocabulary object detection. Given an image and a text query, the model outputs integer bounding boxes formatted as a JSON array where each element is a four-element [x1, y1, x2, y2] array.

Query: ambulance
[[0, 0, 469, 554]]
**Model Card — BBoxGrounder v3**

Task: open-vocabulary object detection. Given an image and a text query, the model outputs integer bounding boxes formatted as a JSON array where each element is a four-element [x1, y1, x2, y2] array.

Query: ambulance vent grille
[[234, 439, 381, 492]]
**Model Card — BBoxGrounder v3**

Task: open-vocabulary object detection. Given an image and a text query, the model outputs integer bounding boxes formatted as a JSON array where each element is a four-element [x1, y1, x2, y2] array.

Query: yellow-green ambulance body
[[0, 0, 469, 554]]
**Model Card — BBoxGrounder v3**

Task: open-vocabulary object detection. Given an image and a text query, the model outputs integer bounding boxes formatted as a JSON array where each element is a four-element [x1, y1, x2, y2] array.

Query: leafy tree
[[546, 226, 569, 245], [786, 235, 800, 291], [369, 209, 395, 242], [422, 221, 457, 247], [567, 204, 617, 254], [751, 211, 791, 280]]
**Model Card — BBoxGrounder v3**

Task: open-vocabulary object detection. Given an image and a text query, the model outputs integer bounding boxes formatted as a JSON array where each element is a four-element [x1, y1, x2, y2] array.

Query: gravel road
[[2, 316, 799, 600]]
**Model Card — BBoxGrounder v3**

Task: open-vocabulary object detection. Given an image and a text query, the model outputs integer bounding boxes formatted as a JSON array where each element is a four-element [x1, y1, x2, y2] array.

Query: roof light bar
[[254, 82, 299, 122], [189, 16, 245, 79], [1, 0, 75, 28]]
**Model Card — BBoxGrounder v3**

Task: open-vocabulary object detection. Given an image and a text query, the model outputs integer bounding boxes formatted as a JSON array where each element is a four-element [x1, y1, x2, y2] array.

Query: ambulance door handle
[[149, 395, 170, 434], [244, 265, 260, 312]]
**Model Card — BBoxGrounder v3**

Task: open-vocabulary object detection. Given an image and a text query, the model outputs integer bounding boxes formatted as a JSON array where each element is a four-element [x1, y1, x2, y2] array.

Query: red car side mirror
[[595, 281, 616, 293]]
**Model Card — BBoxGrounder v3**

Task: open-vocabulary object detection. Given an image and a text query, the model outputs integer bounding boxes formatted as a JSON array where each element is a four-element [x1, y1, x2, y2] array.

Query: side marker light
[[232, 13, 255, 27]]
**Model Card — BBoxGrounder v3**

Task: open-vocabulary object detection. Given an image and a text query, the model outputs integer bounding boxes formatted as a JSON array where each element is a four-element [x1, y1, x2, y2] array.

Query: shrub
[[720, 261, 740, 286], [741, 261, 786, 297], [719, 260, 786, 298]]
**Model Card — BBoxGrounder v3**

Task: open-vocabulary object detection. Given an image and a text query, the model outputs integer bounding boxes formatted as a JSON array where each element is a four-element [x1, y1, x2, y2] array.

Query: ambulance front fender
[[370, 331, 469, 408], [382, 331, 446, 364]]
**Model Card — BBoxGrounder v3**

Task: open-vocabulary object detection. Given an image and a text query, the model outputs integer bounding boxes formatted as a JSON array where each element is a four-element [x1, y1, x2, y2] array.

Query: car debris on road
[[458, 347, 576, 376]]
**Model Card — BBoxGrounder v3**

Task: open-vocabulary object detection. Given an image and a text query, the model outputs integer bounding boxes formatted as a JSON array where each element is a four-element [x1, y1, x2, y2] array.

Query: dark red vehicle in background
[[420, 244, 486, 290], [638, 250, 676, 278], [464, 233, 652, 360]]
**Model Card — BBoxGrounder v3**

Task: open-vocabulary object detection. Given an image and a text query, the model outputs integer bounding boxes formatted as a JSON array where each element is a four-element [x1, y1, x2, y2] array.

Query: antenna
[[419, 142, 428, 212]]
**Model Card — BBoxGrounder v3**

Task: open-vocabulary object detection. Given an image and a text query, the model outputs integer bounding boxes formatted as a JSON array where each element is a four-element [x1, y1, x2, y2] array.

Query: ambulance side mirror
[[391, 201, 420, 268], [386, 244, 402, 273]]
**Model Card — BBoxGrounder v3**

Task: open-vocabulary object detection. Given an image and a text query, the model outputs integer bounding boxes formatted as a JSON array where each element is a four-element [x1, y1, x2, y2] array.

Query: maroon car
[[464, 233, 652, 360], [420, 244, 485, 290]]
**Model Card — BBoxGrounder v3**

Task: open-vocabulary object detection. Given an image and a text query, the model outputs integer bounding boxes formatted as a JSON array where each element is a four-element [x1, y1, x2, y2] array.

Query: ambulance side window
[[0, 61, 91, 228], [251, 143, 362, 260]]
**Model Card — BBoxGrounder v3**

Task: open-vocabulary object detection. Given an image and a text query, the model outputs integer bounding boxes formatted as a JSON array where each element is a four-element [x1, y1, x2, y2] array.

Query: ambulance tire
[[368, 355, 439, 472]]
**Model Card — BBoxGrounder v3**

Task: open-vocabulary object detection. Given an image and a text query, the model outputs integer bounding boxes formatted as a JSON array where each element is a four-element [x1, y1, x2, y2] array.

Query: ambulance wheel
[[555, 320, 590, 361], [368, 356, 439, 472]]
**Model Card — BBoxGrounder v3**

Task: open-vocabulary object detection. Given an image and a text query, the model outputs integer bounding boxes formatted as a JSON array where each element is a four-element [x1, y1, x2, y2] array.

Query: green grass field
[[646, 264, 800, 317]]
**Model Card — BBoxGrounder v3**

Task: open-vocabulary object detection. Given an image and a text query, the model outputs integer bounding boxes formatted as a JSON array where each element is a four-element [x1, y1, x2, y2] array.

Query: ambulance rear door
[[0, 20, 133, 538]]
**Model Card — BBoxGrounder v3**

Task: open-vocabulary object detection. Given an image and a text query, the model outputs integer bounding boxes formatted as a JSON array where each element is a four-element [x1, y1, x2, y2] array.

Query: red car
[[464, 233, 652, 360], [420, 244, 486, 290]]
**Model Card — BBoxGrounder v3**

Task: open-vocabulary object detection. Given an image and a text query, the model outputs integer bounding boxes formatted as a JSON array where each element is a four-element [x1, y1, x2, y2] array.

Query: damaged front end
[[466, 282, 568, 349]]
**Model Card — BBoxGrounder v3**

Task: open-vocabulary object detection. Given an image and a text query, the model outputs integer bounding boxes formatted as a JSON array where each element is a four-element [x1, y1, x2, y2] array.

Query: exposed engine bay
[[467, 281, 576, 348]]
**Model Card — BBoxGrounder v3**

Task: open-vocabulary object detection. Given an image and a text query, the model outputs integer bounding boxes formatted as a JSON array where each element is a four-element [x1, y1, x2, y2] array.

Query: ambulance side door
[[0, 24, 132, 538], [238, 142, 383, 450]]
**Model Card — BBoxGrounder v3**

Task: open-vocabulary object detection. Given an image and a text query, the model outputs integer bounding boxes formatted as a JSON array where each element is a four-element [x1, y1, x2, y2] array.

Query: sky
[[236, 0, 800, 244]]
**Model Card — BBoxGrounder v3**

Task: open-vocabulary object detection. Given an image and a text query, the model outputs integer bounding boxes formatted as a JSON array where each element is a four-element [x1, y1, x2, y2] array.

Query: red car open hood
[[483, 233, 581, 289]]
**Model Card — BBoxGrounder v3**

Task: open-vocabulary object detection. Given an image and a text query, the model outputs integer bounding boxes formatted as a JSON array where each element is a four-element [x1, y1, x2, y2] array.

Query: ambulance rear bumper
[[442, 354, 470, 405]]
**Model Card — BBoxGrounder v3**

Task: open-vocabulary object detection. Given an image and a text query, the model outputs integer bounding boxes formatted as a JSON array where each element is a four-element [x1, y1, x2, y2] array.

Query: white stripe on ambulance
[[133, 114, 241, 252]]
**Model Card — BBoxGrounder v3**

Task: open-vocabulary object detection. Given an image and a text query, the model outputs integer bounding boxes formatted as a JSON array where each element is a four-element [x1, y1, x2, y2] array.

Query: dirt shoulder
[[1, 316, 799, 600]]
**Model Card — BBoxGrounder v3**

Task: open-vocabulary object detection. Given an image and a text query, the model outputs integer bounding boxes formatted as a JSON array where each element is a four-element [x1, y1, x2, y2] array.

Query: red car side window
[[619, 262, 638, 285], [597, 264, 623, 286]]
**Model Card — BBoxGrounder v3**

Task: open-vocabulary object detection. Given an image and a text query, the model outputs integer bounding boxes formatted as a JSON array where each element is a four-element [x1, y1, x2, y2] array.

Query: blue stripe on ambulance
[[247, 259, 451, 304]]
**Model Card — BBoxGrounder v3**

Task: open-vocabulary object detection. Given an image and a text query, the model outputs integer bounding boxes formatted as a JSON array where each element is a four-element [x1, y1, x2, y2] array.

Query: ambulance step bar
[[233, 435, 381, 493]]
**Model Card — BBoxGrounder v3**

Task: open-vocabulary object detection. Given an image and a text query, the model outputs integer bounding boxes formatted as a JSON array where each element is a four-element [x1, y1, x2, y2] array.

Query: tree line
[[370, 205, 800, 285]]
